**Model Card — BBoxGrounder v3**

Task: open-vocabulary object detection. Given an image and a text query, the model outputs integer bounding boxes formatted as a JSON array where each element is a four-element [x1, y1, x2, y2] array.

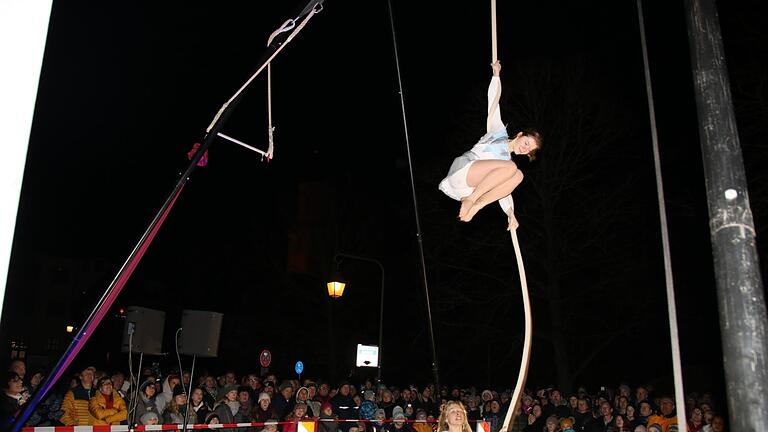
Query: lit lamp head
[[327, 258, 346, 298], [327, 280, 346, 298]]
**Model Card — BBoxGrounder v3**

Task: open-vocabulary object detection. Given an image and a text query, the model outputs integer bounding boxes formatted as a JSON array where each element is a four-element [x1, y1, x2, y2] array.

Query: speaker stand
[[128, 351, 144, 428], [181, 354, 197, 432]]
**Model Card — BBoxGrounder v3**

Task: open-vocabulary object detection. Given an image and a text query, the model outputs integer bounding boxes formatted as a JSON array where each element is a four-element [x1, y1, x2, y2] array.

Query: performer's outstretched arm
[[487, 61, 504, 133]]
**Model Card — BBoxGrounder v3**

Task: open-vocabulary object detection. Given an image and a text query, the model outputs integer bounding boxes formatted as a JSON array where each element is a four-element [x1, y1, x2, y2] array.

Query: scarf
[[227, 400, 240, 416]]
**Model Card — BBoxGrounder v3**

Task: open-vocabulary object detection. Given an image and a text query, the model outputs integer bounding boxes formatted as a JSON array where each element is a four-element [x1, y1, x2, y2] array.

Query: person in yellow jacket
[[60, 367, 97, 426], [89, 376, 128, 425]]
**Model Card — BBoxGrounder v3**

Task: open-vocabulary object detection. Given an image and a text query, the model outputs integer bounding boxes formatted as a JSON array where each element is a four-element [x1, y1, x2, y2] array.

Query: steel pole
[[334, 253, 385, 384], [684, 0, 768, 429]]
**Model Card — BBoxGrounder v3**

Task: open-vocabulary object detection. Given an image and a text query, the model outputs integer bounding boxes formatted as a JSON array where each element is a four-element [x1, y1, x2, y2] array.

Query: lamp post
[[327, 252, 385, 384]]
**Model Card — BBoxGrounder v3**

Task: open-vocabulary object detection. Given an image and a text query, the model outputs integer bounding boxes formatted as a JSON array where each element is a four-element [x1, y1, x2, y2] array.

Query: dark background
[[2, 0, 767, 402]]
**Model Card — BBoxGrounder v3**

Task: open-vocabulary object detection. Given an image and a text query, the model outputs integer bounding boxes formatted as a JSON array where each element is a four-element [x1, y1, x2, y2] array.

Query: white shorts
[[438, 160, 476, 201]]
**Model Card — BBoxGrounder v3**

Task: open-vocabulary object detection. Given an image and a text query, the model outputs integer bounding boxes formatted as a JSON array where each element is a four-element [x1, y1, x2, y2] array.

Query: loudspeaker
[[121, 306, 165, 355], [178, 310, 223, 357]]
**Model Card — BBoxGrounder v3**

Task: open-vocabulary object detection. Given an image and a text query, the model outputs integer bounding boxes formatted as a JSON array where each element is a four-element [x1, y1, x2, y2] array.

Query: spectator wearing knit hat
[[213, 384, 245, 432], [359, 390, 378, 421], [139, 411, 159, 426], [161, 384, 197, 425], [385, 408, 413, 432], [253, 392, 278, 430], [371, 408, 387, 432]]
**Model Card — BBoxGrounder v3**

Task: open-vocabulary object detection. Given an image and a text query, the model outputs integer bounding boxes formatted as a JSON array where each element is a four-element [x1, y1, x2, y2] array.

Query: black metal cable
[[386, 0, 440, 391]]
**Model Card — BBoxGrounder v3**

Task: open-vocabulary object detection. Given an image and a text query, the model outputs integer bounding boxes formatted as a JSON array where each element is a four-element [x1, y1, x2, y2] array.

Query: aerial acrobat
[[438, 60, 541, 230]]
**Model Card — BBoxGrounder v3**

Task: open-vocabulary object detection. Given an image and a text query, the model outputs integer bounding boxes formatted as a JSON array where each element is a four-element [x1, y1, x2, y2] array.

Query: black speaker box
[[178, 310, 223, 357], [121, 306, 165, 355]]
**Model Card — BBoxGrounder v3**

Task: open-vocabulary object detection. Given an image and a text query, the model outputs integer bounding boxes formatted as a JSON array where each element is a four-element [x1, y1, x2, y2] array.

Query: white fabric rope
[[486, 0, 501, 135], [264, 19, 297, 160], [217, 132, 270, 158], [501, 207, 533, 432], [205, 4, 322, 135], [490, 0, 532, 429]]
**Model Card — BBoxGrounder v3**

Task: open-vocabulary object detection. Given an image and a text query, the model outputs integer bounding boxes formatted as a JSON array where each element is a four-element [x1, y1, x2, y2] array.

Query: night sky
[[2, 0, 767, 401]]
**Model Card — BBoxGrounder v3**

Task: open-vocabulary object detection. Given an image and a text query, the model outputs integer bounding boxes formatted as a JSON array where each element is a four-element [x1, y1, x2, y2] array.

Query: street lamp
[[326, 273, 346, 298], [327, 252, 385, 384]]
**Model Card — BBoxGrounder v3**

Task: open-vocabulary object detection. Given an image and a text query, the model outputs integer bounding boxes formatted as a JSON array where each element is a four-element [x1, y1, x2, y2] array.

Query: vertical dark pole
[[333, 253, 385, 384], [376, 269, 385, 385], [684, 0, 768, 430], [328, 297, 336, 385]]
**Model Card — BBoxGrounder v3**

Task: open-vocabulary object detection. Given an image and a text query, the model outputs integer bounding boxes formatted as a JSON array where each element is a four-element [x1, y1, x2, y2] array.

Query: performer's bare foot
[[463, 202, 483, 222], [459, 198, 474, 221]]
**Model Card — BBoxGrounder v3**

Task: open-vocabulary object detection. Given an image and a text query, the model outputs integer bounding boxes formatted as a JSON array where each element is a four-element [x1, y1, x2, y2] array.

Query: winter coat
[[191, 401, 211, 425], [318, 412, 339, 432], [89, 391, 128, 425], [132, 393, 158, 425], [60, 386, 97, 426], [162, 405, 197, 425], [214, 401, 245, 432]]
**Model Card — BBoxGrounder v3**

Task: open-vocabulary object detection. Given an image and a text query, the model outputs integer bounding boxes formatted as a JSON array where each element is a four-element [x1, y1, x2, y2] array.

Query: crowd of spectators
[[2, 359, 727, 432]]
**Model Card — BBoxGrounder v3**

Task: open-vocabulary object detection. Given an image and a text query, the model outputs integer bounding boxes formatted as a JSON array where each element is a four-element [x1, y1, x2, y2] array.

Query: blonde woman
[[437, 401, 472, 432]]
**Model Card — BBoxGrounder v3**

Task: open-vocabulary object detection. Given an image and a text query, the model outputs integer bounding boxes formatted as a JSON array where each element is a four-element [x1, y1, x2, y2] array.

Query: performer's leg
[[459, 160, 519, 220], [463, 170, 523, 221]]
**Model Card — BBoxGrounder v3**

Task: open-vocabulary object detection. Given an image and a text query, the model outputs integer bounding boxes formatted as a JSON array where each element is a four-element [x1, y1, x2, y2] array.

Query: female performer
[[439, 60, 541, 230]]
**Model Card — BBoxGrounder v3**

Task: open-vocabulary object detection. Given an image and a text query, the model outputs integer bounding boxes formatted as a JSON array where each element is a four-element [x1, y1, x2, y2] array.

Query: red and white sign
[[260, 349, 272, 367]]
